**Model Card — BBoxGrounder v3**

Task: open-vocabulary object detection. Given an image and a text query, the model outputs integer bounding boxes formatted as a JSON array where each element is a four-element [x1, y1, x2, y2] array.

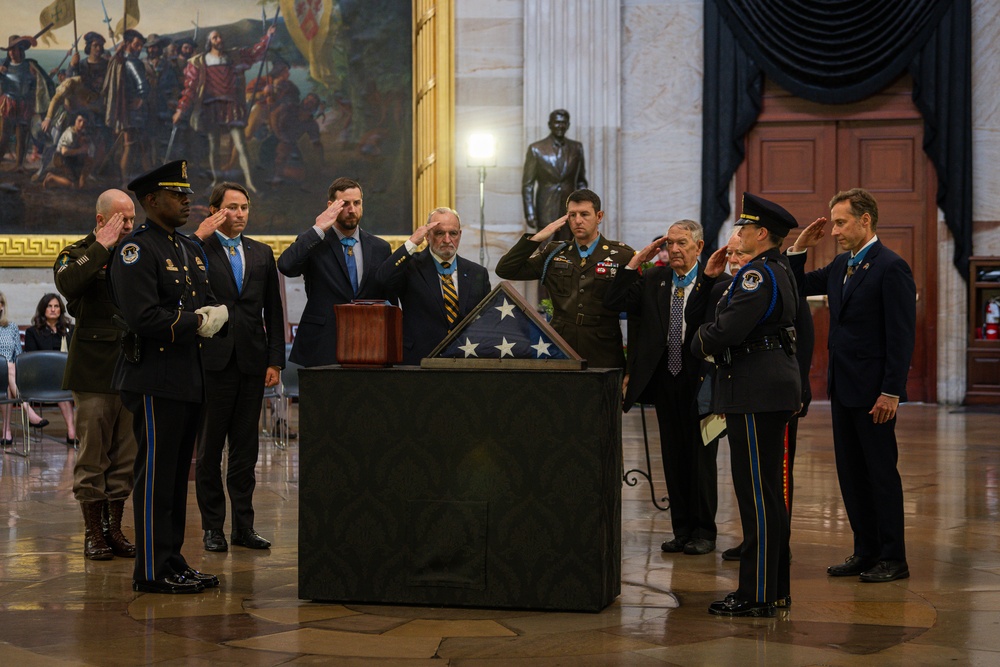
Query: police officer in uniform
[[495, 189, 634, 368], [109, 160, 229, 594], [692, 193, 801, 617]]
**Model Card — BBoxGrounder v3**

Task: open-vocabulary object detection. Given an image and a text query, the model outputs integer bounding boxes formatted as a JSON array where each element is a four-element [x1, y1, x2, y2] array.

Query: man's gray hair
[[426, 207, 461, 227], [670, 219, 703, 243]]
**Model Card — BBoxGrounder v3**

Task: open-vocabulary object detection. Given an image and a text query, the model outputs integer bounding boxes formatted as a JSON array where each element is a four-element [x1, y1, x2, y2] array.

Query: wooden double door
[[736, 88, 937, 403]]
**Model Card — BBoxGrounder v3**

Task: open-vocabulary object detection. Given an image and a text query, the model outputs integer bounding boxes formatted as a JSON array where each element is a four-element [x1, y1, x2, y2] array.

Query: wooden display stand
[[334, 301, 402, 367], [966, 257, 1000, 404]]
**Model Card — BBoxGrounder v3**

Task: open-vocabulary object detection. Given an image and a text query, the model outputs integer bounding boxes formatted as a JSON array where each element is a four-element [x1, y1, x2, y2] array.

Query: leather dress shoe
[[827, 554, 876, 577], [132, 574, 204, 594], [30, 418, 50, 429], [683, 538, 716, 555], [859, 560, 910, 583], [203, 529, 228, 552], [660, 537, 689, 553], [708, 593, 776, 618], [180, 567, 220, 588], [722, 544, 743, 561], [773, 594, 792, 608], [231, 528, 271, 549]]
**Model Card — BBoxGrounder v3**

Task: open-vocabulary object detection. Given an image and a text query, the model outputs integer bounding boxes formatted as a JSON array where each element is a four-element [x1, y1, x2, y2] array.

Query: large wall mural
[[0, 0, 414, 264]]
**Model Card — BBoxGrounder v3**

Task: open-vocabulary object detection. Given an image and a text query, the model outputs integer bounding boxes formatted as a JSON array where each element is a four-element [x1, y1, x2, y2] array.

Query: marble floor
[[1, 401, 999, 666]]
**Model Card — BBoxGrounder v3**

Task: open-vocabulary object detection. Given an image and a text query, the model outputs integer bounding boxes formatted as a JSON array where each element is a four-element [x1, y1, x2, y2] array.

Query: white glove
[[195, 304, 229, 337]]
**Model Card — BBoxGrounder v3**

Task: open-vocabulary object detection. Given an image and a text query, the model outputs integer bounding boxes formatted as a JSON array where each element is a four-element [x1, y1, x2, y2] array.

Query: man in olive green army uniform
[[496, 189, 634, 368], [54, 189, 138, 561]]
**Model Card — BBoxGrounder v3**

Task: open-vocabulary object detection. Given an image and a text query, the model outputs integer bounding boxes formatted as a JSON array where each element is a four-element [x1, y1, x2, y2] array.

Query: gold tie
[[440, 263, 459, 329]]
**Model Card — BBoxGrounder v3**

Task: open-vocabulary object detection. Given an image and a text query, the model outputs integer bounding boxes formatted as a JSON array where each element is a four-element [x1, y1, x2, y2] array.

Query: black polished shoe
[[231, 528, 271, 549], [132, 574, 204, 594], [30, 418, 50, 429], [180, 567, 220, 588], [722, 544, 744, 561], [773, 594, 792, 608], [683, 538, 716, 555], [859, 560, 909, 583], [203, 529, 228, 552], [708, 594, 776, 618], [827, 554, 876, 577], [660, 537, 689, 553]]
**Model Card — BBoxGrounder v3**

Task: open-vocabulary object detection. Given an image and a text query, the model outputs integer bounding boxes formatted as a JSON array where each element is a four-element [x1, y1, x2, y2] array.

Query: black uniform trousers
[[653, 354, 718, 542], [123, 391, 202, 583], [830, 396, 906, 562], [727, 410, 792, 604], [195, 354, 266, 533]]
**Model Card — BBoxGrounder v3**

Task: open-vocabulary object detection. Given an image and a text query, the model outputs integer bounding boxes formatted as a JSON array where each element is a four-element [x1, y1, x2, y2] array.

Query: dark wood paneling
[[737, 94, 937, 402]]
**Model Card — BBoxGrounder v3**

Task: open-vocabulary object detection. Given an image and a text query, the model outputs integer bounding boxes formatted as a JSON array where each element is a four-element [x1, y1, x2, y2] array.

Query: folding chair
[[13, 351, 72, 457], [0, 356, 22, 454]]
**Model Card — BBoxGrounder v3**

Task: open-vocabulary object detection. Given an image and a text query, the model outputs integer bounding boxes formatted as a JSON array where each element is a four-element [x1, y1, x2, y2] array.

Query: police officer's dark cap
[[128, 160, 194, 199], [736, 192, 798, 238]]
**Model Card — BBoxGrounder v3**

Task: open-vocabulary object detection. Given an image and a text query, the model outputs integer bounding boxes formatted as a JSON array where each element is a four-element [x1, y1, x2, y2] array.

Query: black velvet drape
[[701, 0, 972, 278]]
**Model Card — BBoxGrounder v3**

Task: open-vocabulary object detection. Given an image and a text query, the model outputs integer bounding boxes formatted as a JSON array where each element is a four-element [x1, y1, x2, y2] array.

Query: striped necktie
[[440, 262, 459, 329]]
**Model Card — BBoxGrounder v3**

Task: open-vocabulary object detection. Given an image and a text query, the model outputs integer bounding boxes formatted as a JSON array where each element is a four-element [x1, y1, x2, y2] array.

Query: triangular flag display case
[[421, 281, 586, 370]]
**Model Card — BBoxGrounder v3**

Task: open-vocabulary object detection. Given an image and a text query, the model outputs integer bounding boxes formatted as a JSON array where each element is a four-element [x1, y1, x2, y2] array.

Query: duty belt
[[729, 336, 786, 357], [555, 314, 618, 327]]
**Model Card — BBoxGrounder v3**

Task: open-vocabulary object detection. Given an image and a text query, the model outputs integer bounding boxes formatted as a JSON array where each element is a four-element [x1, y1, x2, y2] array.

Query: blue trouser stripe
[[746, 414, 766, 602], [143, 395, 156, 581]]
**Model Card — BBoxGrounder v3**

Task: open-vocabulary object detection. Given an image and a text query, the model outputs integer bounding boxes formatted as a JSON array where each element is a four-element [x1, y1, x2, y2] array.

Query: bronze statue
[[522, 109, 587, 240]]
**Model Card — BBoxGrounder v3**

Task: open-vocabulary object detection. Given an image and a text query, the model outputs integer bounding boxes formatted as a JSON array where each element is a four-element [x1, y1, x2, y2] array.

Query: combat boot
[[103, 499, 136, 558], [81, 501, 113, 560]]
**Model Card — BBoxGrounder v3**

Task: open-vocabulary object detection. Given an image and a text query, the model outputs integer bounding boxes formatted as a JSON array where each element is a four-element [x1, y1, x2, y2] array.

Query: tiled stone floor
[[2, 402, 999, 665]]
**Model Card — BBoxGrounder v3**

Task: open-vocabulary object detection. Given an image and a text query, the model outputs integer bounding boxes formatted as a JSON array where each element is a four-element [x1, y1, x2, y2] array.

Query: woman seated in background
[[23, 293, 77, 445], [1, 292, 53, 446]]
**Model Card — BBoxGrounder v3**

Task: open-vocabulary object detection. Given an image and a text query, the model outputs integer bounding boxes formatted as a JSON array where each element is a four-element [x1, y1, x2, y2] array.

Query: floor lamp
[[467, 133, 496, 267]]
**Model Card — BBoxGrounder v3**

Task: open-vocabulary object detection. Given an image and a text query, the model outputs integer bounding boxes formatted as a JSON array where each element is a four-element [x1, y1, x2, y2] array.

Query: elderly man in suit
[[604, 220, 723, 556], [522, 109, 587, 240], [787, 187, 916, 583], [193, 182, 285, 552], [278, 177, 393, 367], [376, 207, 491, 365]]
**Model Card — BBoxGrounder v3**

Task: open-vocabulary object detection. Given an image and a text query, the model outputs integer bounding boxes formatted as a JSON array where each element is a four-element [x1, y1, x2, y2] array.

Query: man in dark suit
[[277, 177, 393, 367], [787, 187, 916, 583], [692, 192, 802, 617], [193, 182, 285, 552], [604, 220, 723, 555], [376, 207, 490, 365], [522, 109, 587, 240], [109, 160, 228, 594]]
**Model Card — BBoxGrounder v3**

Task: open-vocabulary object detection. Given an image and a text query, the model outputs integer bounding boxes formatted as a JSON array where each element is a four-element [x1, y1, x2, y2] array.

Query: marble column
[[523, 0, 622, 240]]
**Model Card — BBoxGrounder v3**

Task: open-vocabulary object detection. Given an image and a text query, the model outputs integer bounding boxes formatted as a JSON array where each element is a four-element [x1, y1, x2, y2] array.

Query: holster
[[112, 314, 141, 364]]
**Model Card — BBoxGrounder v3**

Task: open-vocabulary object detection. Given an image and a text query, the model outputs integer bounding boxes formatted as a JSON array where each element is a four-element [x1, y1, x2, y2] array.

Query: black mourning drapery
[[701, 0, 972, 279]]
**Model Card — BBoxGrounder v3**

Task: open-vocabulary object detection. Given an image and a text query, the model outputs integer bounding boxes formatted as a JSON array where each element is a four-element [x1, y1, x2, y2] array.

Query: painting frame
[[0, 0, 453, 267]]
